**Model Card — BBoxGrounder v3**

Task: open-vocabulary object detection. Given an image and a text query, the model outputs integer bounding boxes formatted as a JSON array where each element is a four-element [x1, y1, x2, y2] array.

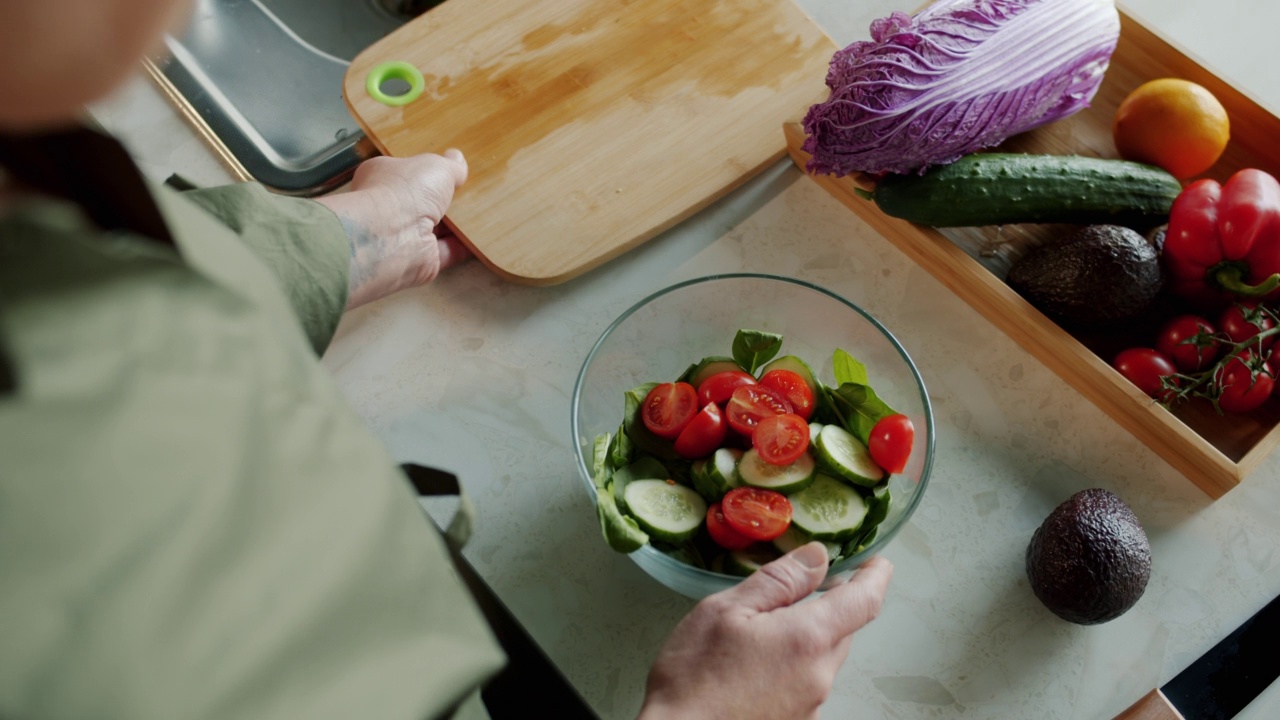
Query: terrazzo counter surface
[[93, 0, 1280, 717]]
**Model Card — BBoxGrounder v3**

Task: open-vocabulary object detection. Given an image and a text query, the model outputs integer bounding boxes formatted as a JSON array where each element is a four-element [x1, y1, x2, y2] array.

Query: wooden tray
[[784, 9, 1280, 498]]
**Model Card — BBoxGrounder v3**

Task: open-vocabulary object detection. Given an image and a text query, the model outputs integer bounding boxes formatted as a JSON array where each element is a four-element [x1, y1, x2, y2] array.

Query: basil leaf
[[622, 383, 680, 460], [732, 329, 783, 374], [811, 382, 843, 427], [840, 525, 878, 559], [833, 348, 869, 386], [675, 361, 700, 385], [657, 541, 706, 569], [828, 381, 898, 445], [608, 421, 634, 469], [595, 484, 649, 553], [663, 458, 695, 487], [612, 457, 668, 484], [591, 432, 612, 489]]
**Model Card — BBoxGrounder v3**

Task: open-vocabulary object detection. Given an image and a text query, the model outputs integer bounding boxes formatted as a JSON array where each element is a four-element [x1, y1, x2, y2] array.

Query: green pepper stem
[[1213, 266, 1280, 297]]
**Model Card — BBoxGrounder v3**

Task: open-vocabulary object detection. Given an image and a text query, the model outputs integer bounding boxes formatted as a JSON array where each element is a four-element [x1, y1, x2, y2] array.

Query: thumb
[[716, 542, 829, 613], [442, 148, 468, 186]]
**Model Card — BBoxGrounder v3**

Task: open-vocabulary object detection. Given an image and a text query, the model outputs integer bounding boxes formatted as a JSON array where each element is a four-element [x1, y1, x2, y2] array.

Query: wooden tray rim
[[782, 6, 1280, 498]]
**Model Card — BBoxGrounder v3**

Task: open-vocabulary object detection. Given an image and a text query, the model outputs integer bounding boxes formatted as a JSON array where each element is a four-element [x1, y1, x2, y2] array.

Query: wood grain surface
[[345, 0, 836, 285], [784, 9, 1280, 498], [1113, 689, 1187, 720]]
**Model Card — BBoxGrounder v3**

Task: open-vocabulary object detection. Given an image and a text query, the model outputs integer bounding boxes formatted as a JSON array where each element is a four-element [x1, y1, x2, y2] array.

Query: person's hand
[[637, 544, 893, 720], [314, 149, 471, 310]]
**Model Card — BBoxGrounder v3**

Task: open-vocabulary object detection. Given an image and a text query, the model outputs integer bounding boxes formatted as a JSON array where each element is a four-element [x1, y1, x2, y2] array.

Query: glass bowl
[[571, 274, 934, 599]]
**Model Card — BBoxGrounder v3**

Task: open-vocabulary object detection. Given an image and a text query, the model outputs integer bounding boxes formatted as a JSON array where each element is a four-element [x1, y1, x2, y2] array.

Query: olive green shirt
[[0, 180, 504, 718]]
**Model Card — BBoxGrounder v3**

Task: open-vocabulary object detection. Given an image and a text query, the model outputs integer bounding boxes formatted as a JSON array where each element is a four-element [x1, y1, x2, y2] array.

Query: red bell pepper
[[1164, 168, 1280, 308]]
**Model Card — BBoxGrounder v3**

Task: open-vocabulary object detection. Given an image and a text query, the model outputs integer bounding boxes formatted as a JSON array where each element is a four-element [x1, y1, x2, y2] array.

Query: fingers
[[715, 542, 829, 613], [441, 147, 468, 187], [436, 232, 471, 271], [806, 555, 893, 638]]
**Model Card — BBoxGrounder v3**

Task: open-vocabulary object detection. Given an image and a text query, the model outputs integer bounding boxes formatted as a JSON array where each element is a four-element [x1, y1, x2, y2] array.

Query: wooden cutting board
[[343, 0, 836, 285]]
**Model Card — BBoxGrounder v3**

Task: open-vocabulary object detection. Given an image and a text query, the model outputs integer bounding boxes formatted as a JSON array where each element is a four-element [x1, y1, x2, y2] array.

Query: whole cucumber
[[861, 154, 1182, 228]]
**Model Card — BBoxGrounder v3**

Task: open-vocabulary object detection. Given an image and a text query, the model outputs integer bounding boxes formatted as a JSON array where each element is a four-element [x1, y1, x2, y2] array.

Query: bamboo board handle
[[1113, 689, 1186, 720]]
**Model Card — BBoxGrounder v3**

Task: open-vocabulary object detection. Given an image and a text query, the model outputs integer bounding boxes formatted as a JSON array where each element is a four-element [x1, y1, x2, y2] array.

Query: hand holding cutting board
[[343, 0, 837, 285], [316, 149, 472, 308]]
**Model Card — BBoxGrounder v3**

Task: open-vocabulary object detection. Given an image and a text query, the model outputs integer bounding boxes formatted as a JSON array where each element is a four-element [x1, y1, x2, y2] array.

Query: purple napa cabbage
[[802, 0, 1120, 176]]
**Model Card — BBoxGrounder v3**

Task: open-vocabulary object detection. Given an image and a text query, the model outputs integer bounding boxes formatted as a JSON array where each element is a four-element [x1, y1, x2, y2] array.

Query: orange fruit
[[1112, 78, 1230, 179]]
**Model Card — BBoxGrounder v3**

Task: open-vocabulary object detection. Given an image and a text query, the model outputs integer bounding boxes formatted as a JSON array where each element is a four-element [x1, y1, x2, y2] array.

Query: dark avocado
[[1026, 488, 1152, 625], [1006, 225, 1162, 327]]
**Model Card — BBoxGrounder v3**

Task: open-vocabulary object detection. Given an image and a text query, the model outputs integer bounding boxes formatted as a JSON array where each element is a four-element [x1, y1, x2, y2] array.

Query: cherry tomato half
[[752, 413, 811, 466], [641, 382, 698, 440], [725, 384, 793, 437], [868, 414, 914, 474], [1155, 315, 1219, 373], [759, 369, 816, 421], [1215, 352, 1275, 414], [721, 486, 792, 541], [674, 403, 728, 459], [1219, 302, 1276, 352], [705, 502, 756, 550], [1113, 348, 1178, 401], [696, 370, 757, 407]]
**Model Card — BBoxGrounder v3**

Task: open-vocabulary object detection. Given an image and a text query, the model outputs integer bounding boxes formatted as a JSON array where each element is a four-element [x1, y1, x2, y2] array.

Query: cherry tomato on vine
[[759, 369, 816, 421], [751, 413, 810, 466], [705, 502, 756, 550], [1155, 315, 1219, 372], [673, 403, 728, 458], [720, 486, 792, 541], [696, 370, 757, 407], [1113, 348, 1179, 401], [641, 382, 698, 440], [868, 414, 914, 474], [1219, 302, 1276, 351], [725, 384, 793, 437], [1215, 351, 1275, 414]]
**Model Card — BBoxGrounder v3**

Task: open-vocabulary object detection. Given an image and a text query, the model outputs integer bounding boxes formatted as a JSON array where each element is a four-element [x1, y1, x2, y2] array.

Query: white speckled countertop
[[93, 1, 1280, 717]]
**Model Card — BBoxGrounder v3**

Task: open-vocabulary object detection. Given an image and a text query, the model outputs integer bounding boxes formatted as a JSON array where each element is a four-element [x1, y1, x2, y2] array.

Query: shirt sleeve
[[180, 183, 350, 355]]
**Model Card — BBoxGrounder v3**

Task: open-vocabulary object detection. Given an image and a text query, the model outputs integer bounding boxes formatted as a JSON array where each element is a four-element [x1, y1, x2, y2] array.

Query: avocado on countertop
[[1026, 488, 1152, 625], [1006, 225, 1163, 327]]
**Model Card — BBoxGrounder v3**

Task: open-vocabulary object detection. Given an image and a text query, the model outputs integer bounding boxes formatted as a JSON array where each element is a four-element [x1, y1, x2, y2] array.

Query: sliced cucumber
[[738, 448, 816, 495], [610, 457, 669, 514], [835, 486, 890, 561], [691, 459, 711, 500], [724, 546, 782, 577], [815, 424, 885, 487], [788, 473, 869, 541], [808, 422, 824, 444], [759, 355, 820, 396], [623, 479, 707, 544], [772, 525, 841, 563], [687, 356, 747, 388], [692, 447, 744, 501], [691, 462, 716, 503], [707, 447, 743, 491]]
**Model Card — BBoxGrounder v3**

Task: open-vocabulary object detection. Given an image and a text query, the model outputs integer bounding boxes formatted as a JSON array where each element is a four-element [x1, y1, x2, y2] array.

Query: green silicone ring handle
[[366, 61, 425, 106]]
